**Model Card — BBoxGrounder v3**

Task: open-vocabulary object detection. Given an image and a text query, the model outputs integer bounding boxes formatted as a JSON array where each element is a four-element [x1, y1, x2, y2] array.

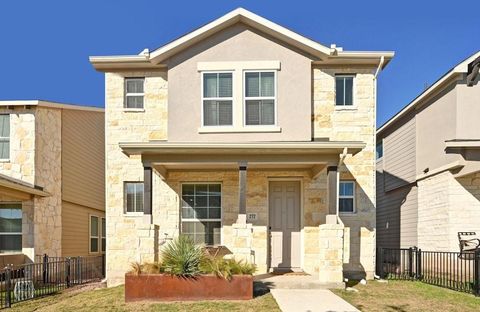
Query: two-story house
[[0, 100, 105, 266], [90, 8, 394, 286], [376, 51, 480, 252]]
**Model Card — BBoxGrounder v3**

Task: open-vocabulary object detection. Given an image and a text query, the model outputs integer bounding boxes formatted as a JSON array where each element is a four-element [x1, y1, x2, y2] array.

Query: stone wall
[[105, 71, 168, 286], [33, 107, 63, 257], [0, 109, 36, 184], [418, 171, 480, 251], [313, 67, 377, 278]]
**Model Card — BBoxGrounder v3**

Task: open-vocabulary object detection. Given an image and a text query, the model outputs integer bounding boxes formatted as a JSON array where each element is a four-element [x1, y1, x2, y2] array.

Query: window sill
[[123, 108, 145, 113], [0, 159, 10, 163], [124, 212, 144, 217], [335, 106, 357, 111], [339, 212, 357, 216], [198, 126, 281, 134], [0, 252, 23, 256]]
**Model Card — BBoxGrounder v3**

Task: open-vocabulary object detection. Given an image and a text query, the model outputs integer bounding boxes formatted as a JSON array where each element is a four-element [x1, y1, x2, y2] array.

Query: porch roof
[[119, 141, 366, 157], [0, 174, 50, 197]]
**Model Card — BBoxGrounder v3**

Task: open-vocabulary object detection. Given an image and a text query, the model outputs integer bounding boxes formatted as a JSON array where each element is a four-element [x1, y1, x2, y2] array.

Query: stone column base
[[318, 222, 345, 284]]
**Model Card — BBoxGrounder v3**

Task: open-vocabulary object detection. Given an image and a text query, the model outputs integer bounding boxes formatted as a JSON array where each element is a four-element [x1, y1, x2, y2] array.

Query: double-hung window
[[125, 78, 145, 109], [245, 71, 276, 125], [335, 75, 354, 106], [0, 115, 10, 160], [0, 203, 22, 253], [339, 181, 355, 213], [202, 72, 233, 126], [90, 215, 99, 253], [125, 182, 144, 213], [181, 183, 221, 245]]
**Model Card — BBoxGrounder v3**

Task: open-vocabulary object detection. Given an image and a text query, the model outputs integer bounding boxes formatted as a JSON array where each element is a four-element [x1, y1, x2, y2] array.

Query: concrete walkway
[[270, 289, 359, 312], [254, 274, 359, 312]]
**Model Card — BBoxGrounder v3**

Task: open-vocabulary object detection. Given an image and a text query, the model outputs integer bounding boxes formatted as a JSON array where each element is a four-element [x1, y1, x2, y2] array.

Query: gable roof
[[90, 8, 394, 71], [377, 50, 480, 135]]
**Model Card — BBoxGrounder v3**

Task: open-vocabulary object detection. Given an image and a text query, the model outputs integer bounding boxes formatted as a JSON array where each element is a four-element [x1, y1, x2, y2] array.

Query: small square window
[[339, 181, 355, 213], [125, 78, 145, 109], [335, 75, 354, 106], [125, 182, 144, 213]]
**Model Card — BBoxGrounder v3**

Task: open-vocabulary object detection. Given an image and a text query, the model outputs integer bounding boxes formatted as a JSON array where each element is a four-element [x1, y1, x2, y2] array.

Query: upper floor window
[[245, 71, 276, 125], [202, 72, 233, 126], [0, 115, 10, 160], [0, 203, 22, 253], [376, 141, 383, 160], [125, 182, 144, 213], [339, 181, 355, 213], [125, 78, 144, 109], [335, 75, 354, 106]]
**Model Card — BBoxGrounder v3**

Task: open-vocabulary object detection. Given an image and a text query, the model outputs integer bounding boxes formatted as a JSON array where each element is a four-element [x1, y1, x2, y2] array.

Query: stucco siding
[[167, 23, 312, 142], [61, 109, 105, 211]]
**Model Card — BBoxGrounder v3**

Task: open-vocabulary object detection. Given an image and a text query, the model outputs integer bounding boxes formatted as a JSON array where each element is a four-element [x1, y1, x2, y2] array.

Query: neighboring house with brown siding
[[376, 51, 480, 251], [0, 100, 105, 266], [90, 8, 394, 286]]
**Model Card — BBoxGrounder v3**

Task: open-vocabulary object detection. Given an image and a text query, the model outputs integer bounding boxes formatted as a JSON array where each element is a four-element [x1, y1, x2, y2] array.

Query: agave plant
[[161, 235, 204, 277]]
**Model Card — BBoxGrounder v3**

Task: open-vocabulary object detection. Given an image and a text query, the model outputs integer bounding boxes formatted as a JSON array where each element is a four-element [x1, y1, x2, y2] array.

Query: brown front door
[[269, 181, 301, 269]]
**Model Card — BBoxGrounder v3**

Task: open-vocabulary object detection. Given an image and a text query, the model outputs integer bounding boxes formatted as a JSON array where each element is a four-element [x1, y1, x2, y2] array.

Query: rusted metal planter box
[[125, 274, 253, 301]]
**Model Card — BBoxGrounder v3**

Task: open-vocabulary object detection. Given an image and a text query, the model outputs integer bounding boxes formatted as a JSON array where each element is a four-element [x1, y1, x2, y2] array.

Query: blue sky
[[1, 0, 478, 127]]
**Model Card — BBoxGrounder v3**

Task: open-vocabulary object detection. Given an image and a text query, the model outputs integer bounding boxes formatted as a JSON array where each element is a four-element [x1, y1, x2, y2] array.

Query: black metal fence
[[0, 254, 105, 309], [377, 247, 480, 295]]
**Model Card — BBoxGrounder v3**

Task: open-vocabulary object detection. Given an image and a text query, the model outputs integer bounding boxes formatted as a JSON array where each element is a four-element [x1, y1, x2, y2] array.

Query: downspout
[[374, 56, 385, 80]]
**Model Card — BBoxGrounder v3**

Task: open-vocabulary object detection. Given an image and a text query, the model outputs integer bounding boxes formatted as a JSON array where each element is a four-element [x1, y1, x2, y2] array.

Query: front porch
[[119, 141, 369, 283]]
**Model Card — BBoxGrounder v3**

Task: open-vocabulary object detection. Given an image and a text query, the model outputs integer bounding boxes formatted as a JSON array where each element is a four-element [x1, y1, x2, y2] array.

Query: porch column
[[237, 161, 247, 223], [327, 166, 338, 215], [144, 167, 153, 216]]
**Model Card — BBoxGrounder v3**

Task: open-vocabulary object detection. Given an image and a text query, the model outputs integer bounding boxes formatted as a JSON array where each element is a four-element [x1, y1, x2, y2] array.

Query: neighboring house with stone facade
[[90, 8, 394, 287], [0, 100, 105, 266], [376, 51, 480, 252]]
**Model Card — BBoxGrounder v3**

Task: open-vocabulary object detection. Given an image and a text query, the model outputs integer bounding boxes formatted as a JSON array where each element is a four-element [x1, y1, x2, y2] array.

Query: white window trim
[[0, 114, 10, 162], [200, 71, 234, 127], [243, 70, 278, 126], [180, 182, 223, 246], [124, 181, 144, 215], [335, 74, 356, 109], [89, 215, 100, 254], [339, 181, 356, 214], [101, 217, 106, 253], [124, 77, 145, 110]]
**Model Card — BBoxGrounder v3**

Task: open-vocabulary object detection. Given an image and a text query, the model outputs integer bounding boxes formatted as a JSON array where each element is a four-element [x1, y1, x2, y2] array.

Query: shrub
[[128, 261, 163, 275], [200, 256, 256, 280], [162, 235, 204, 277]]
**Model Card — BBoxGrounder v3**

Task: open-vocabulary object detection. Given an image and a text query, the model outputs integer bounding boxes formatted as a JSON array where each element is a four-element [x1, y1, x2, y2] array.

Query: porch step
[[254, 273, 343, 291]]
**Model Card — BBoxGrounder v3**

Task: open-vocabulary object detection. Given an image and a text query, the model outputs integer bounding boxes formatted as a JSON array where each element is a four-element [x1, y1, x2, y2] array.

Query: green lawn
[[333, 280, 480, 312], [10, 284, 280, 312]]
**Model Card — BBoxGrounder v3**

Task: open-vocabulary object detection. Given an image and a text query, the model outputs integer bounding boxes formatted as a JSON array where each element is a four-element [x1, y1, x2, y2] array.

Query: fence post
[[5, 264, 12, 308], [416, 248, 422, 280], [408, 247, 414, 279], [475, 249, 480, 296], [42, 254, 48, 284], [378, 247, 384, 279], [66, 257, 71, 288]]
